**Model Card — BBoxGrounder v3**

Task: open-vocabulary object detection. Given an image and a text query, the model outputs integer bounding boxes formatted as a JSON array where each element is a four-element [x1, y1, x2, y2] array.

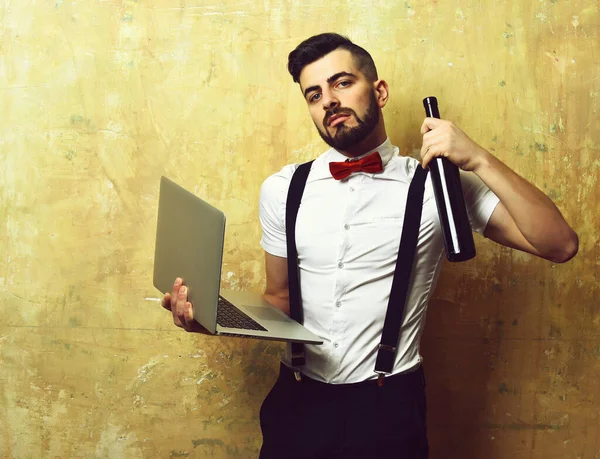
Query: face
[[298, 49, 384, 152]]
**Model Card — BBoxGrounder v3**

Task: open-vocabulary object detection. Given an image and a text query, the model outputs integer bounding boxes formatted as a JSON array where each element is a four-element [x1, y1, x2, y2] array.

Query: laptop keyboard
[[217, 296, 267, 331]]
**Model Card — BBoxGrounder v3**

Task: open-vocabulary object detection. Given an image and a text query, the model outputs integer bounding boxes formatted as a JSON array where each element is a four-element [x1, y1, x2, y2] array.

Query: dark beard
[[317, 92, 380, 151]]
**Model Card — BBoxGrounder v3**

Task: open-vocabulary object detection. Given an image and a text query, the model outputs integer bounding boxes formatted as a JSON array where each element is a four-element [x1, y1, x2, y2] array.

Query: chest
[[294, 177, 442, 266]]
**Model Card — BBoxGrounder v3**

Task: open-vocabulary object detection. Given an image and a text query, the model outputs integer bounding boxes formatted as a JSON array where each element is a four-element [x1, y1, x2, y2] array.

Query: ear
[[373, 79, 389, 108]]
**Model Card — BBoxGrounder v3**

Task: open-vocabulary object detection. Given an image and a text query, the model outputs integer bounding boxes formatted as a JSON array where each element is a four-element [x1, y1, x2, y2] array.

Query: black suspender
[[285, 160, 314, 367], [375, 165, 428, 377], [285, 161, 429, 377]]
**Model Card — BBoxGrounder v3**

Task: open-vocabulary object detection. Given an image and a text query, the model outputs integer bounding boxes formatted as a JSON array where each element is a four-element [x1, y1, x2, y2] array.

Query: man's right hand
[[161, 277, 209, 333]]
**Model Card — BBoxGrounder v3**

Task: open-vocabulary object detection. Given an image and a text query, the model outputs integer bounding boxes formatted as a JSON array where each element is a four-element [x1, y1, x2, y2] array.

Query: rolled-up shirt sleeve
[[460, 169, 501, 235], [259, 165, 297, 258]]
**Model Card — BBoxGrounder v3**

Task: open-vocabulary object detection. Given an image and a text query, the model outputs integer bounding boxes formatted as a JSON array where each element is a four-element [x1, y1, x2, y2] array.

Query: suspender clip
[[376, 345, 396, 387], [291, 351, 306, 367]]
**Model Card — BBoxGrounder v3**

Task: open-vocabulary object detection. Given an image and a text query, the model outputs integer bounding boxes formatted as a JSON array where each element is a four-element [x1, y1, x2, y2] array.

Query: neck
[[338, 119, 387, 158]]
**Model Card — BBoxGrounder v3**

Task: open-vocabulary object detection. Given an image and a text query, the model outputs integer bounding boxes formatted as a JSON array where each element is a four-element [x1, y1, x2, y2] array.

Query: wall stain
[[549, 325, 562, 338], [192, 438, 224, 448], [68, 317, 82, 328], [498, 383, 518, 396]]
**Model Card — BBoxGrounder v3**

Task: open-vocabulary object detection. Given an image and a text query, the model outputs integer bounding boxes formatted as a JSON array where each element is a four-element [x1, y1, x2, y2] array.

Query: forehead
[[298, 48, 361, 90]]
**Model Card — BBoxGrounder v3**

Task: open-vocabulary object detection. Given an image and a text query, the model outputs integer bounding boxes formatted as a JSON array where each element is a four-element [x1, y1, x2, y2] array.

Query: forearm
[[474, 148, 578, 260], [263, 252, 291, 315], [263, 292, 291, 316]]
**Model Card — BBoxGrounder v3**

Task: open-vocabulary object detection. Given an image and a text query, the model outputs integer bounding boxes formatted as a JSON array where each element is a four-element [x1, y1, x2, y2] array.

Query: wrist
[[472, 147, 494, 173]]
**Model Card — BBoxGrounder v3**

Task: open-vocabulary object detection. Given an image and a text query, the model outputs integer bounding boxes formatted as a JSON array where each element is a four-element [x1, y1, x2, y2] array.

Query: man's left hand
[[420, 117, 489, 172]]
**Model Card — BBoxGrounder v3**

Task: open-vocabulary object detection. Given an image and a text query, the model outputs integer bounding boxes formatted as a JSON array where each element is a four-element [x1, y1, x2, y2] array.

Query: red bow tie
[[329, 152, 383, 180]]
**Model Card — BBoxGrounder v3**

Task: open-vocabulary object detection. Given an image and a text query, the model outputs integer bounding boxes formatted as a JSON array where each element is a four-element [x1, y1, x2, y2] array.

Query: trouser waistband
[[278, 362, 425, 389]]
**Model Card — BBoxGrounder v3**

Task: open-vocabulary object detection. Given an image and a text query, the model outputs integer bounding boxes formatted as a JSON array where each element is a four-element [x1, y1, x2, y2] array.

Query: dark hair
[[287, 33, 378, 84]]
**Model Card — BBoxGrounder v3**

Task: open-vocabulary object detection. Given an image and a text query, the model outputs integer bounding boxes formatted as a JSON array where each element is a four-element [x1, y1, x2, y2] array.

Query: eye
[[337, 80, 351, 88], [309, 93, 322, 103]]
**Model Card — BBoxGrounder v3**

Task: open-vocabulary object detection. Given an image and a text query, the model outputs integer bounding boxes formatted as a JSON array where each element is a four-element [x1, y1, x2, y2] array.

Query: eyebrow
[[303, 71, 357, 98]]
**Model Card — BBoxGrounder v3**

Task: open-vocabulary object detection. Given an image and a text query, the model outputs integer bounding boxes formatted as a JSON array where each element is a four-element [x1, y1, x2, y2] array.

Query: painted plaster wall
[[0, 1, 598, 458]]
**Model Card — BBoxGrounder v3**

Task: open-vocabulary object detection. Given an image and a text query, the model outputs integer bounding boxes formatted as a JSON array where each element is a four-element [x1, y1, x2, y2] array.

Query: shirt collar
[[309, 138, 397, 182]]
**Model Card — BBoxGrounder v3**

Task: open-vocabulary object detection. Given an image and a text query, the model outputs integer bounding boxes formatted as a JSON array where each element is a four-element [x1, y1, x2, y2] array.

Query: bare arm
[[263, 252, 291, 316], [477, 154, 578, 263], [420, 118, 578, 263]]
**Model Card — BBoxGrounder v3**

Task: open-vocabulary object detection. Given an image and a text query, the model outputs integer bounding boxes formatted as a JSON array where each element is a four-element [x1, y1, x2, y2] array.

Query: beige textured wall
[[0, 1, 598, 458]]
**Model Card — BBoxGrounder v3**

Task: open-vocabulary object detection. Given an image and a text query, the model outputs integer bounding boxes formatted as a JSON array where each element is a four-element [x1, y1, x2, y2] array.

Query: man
[[162, 33, 578, 458]]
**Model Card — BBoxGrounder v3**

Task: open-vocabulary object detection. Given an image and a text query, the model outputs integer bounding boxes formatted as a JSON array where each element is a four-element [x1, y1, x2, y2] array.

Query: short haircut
[[287, 33, 378, 84]]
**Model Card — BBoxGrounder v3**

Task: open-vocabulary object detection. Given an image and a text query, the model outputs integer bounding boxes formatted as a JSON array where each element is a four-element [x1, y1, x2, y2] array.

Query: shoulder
[[261, 148, 330, 197], [260, 163, 300, 201], [402, 155, 422, 177], [385, 153, 437, 203], [386, 153, 424, 181]]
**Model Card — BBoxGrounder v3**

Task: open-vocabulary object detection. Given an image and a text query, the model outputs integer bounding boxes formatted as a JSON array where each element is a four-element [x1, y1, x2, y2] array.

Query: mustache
[[323, 107, 359, 127]]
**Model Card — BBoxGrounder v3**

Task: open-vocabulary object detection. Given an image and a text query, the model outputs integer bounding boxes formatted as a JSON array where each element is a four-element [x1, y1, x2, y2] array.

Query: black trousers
[[259, 363, 429, 459]]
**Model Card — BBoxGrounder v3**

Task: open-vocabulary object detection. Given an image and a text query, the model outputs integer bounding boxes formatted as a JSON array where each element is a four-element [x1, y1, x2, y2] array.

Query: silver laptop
[[153, 176, 323, 345]]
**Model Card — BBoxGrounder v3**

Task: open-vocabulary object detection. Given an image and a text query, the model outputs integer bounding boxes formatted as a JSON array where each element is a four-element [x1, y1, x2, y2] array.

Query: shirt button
[[349, 187, 355, 192], [335, 300, 341, 307], [337, 261, 344, 268], [344, 224, 350, 230], [333, 342, 339, 348]]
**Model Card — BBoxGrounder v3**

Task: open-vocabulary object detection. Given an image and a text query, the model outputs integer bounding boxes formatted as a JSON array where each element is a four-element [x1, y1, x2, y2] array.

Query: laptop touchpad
[[242, 305, 285, 322]]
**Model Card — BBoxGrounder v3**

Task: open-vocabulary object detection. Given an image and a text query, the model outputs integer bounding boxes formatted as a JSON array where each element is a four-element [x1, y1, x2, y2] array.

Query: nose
[[321, 89, 340, 111]]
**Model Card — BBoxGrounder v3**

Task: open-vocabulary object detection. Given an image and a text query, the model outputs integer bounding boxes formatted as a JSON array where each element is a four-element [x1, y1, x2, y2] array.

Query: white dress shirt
[[259, 138, 500, 384]]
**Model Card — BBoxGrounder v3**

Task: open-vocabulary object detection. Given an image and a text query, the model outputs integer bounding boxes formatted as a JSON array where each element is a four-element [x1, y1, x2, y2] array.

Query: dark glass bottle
[[423, 96, 476, 262]]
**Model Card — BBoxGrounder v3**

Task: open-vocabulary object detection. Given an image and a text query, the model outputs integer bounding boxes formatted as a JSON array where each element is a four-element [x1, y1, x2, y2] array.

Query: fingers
[[161, 292, 172, 310], [177, 290, 205, 333], [182, 301, 200, 330], [164, 277, 185, 328], [170, 277, 183, 310], [162, 277, 205, 333], [182, 303, 208, 333], [420, 133, 441, 169], [420, 117, 442, 135], [420, 119, 451, 168], [174, 285, 188, 327], [421, 144, 437, 169]]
